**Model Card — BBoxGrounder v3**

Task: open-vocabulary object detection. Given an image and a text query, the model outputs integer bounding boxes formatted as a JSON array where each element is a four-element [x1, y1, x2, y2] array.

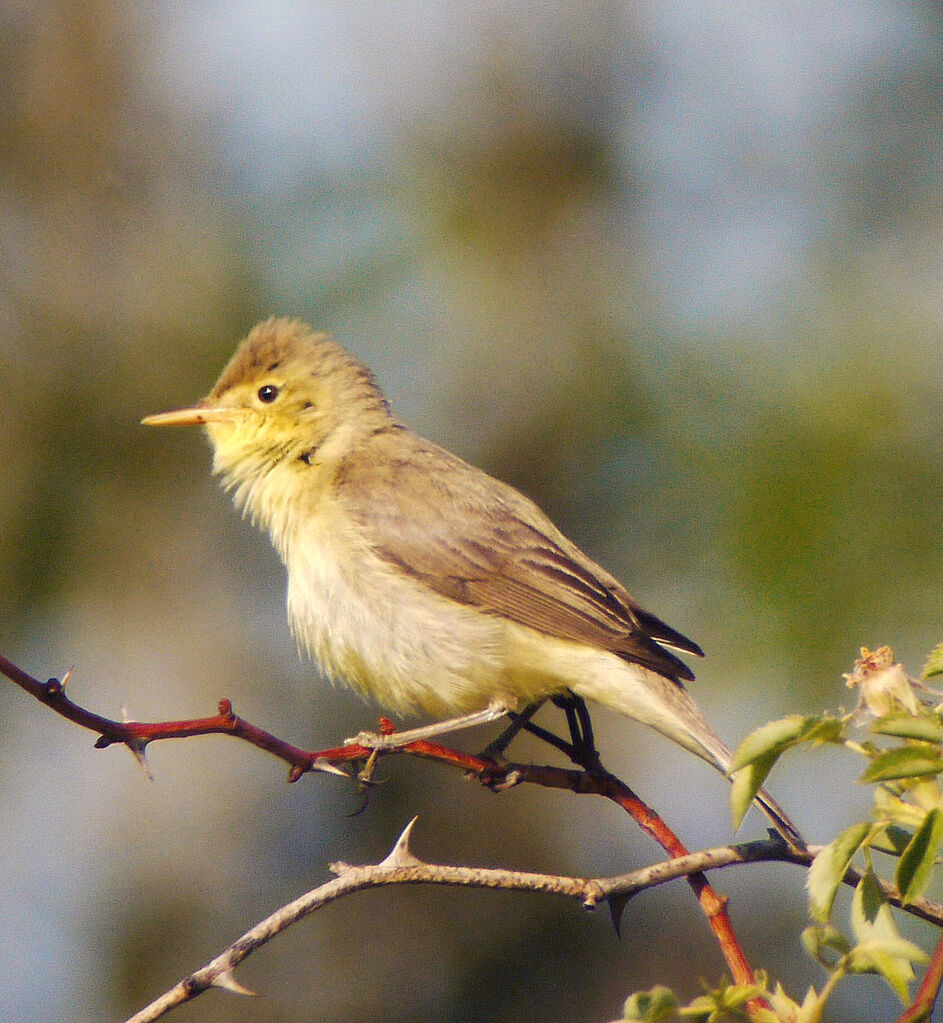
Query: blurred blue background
[[1, 2, 941, 1020]]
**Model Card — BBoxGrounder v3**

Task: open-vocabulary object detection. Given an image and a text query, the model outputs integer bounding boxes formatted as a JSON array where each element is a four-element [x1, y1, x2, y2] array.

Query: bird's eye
[[257, 384, 280, 404]]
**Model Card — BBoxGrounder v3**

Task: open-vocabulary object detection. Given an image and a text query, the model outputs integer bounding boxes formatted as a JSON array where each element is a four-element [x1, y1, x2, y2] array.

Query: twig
[[0, 653, 354, 777], [120, 825, 807, 1023], [125, 823, 943, 1023]]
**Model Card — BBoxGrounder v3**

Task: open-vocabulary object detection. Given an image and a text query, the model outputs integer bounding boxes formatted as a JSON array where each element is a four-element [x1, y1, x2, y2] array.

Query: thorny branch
[[121, 818, 943, 1022], [6, 652, 943, 1020], [116, 825, 819, 1022]]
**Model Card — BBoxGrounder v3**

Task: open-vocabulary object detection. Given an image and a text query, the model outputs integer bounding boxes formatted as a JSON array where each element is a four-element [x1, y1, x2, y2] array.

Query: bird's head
[[143, 317, 390, 530]]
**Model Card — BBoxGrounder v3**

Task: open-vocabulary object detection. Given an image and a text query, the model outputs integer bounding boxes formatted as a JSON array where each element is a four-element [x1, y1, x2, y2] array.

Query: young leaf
[[807, 823, 870, 922], [868, 824, 916, 857], [896, 806, 943, 904], [801, 924, 850, 967], [922, 643, 943, 680], [860, 746, 943, 784], [729, 715, 818, 774], [730, 751, 778, 830], [870, 714, 943, 742], [794, 985, 826, 1023], [803, 717, 847, 745], [851, 869, 900, 945], [765, 982, 803, 1023], [620, 985, 678, 1022], [846, 938, 927, 1004], [873, 788, 932, 831]]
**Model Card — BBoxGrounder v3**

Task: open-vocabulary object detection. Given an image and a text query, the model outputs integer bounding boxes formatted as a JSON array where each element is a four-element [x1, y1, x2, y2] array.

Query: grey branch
[[122, 818, 943, 1023]]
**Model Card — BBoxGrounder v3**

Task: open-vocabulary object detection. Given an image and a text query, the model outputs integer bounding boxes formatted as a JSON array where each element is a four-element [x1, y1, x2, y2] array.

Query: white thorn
[[380, 816, 422, 867], [312, 757, 350, 777], [128, 741, 154, 781], [121, 704, 132, 723], [60, 665, 75, 687], [211, 969, 256, 997]]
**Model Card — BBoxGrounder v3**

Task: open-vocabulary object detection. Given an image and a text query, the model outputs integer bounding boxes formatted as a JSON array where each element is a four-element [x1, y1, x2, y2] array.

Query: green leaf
[[896, 806, 943, 903], [802, 717, 848, 745], [730, 751, 777, 830], [801, 924, 851, 966], [870, 714, 943, 742], [793, 986, 826, 1023], [873, 788, 932, 830], [729, 716, 818, 773], [807, 823, 870, 922], [846, 938, 927, 1003], [741, 1006, 781, 1023], [851, 869, 899, 945], [675, 982, 770, 1021], [765, 982, 803, 1023], [923, 643, 943, 680], [869, 824, 916, 857], [677, 994, 713, 1020], [860, 746, 943, 784], [729, 717, 846, 828], [845, 872, 926, 1002], [620, 985, 679, 1022]]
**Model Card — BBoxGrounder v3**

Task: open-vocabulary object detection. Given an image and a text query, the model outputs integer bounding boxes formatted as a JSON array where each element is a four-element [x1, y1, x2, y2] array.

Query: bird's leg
[[550, 693, 601, 771], [346, 699, 513, 750], [477, 701, 544, 761], [552, 694, 581, 745], [574, 697, 597, 755]]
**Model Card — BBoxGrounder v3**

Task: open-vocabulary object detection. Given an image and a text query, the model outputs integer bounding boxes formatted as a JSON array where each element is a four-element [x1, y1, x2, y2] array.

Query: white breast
[[282, 504, 514, 718]]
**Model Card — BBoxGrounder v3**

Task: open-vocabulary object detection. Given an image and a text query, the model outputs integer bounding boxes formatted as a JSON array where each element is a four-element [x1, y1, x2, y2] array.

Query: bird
[[143, 316, 802, 847]]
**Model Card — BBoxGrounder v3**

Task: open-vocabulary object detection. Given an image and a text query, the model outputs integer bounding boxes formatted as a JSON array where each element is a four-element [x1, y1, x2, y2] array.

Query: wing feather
[[336, 427, 703, 684]]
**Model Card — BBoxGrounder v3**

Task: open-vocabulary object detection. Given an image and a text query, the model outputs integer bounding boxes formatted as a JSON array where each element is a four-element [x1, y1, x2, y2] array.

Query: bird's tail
[[576, 665, 806, 851], [751, 784, 805, 851], [676, 728, 805, 852]]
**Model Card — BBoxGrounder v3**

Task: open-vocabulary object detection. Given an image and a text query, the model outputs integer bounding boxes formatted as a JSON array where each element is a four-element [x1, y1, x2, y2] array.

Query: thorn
[[311, 758, 350, 778], [127, 740, 154, 781], [121, 704, 133, 723], [379, 816, 423, 867], [211, 969, 256, 997], [60, 665, 75, 688], [608, 894, 631, 938], [766, 827, 789, 850]]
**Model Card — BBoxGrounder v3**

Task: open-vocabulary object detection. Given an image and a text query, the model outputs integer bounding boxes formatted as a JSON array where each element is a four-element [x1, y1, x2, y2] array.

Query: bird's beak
[[141, 402, 238, 427]]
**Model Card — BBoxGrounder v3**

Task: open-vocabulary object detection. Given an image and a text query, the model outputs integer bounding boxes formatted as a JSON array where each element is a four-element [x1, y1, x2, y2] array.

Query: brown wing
[[336, 427, 703, 684]]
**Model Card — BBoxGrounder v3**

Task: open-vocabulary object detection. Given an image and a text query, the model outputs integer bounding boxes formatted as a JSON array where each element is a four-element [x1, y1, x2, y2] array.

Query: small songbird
[[143, 316, 801, 847]]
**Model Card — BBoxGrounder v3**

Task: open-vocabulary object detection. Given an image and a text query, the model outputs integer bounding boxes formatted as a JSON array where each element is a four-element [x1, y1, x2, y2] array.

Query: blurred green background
[[1, 3, 941, 1021]]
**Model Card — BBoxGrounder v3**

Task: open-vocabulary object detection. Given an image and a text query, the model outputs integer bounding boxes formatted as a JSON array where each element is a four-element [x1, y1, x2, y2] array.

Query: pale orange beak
[[141, 403, 238, 427]]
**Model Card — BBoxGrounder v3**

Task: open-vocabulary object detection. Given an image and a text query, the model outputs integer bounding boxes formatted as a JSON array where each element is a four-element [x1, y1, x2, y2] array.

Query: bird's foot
[[345, 700, 514, 750]]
